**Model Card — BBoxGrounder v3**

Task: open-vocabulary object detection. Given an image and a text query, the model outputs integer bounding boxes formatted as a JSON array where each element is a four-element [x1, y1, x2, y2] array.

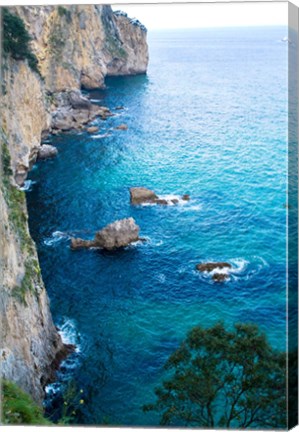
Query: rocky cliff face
[[1, 5, 148, 404], [16, 5, 148, 92]]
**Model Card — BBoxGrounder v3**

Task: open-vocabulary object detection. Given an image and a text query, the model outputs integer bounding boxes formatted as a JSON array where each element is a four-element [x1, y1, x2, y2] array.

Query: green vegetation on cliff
[[1, 132, 42, 304], [144, 322, 286, 429], [2, 8, 40, 75], [1, 380, 52, 425]]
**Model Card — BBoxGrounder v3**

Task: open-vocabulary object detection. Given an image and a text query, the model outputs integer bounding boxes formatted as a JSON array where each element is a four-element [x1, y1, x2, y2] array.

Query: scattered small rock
[[86, 126, 99, 133], [130, 187, 158, 205], [196, 262, 232, 272], [115, 106, 124, 110], [115, 124, 128, 130], [37, 144, 58, 160], [182, 194, 190, 201], [130, 187, 183, 206], [212, 273, 229, 282], [71, 217, 141, 251], [155, 199, 168, 205]]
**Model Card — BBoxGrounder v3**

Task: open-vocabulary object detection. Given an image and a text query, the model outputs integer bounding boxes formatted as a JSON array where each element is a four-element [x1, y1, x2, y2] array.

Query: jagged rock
[[37, 144, 58, 160], [70, 238, 95, 249], [212, 273, 229, 283], [115, 124, 128, 130], [196, 262, 232, 272], [130, 187, 158, 204], [87, 126, 99, 133], [95, 217, 139, 250], [51, 97, 112, 132], [182, 194, 190, 201], [155, 199, 168, 205], [14, 164, 28, 187], [69, 90, 92, 110], [71, 217, 140, 251]]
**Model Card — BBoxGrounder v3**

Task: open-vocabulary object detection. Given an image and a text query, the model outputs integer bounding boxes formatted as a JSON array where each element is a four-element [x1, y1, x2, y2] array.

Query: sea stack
[[71, 217, 141, 250]]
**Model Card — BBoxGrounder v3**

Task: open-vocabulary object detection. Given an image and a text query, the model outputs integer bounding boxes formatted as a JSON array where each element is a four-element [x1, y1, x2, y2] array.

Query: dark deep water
[[26, 27, 288, 425]]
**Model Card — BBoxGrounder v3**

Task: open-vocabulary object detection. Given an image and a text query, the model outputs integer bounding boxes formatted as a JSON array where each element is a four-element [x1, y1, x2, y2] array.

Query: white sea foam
[[44, 231, 70, 246], [19, 180, 35, 192], [140, 194, 190, 207], [58, 318, 81, 353], [90, 133, 111, 139]]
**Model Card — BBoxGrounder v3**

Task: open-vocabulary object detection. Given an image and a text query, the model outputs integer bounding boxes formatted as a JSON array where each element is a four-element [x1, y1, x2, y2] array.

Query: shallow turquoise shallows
[[27, 26, 288, 426]]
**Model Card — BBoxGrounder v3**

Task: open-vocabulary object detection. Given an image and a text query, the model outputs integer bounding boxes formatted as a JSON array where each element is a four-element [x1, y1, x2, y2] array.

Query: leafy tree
[[144, 323, 286, 429], [2, 7, 40, 75]]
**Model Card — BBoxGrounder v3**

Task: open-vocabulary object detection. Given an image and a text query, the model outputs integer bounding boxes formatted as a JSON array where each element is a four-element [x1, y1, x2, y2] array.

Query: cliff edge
[[0, 5, 148, 404]]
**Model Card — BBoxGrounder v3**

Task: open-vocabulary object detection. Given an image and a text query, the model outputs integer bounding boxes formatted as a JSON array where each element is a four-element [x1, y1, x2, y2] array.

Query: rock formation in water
[[71, 217, 140, 250], [1, 5, 148, 404], [196, 262, 232, 283], [37, 144, 58, 160], [130, 187, 189, 206]]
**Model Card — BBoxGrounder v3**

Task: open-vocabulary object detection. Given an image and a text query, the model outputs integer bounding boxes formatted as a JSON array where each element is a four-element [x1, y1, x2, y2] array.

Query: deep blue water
[[27, 27, 288, 426]]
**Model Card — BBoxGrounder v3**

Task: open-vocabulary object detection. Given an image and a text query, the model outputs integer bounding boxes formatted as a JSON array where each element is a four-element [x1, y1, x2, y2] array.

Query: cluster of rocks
[[196, 262, 232, 282], [51, 90, 112, 132], [130, 187, 190, 206], [68, 186, 232, 283]]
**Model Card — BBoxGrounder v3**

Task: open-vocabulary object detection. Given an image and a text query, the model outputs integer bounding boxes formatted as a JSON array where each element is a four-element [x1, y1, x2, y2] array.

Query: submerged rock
[[86, 126, 99, 133], [212, 273, 229, 282], [130, 187, 158, 204], [115, 123, 128, 130], [196, 262, 232, 272], [182, 194, 190, 201], [196, 262, 232, 283], [71, 217, 140, 251], [115, 106, 124, 110], [37, 144, 58, 160], [155, 199, 168, 205]]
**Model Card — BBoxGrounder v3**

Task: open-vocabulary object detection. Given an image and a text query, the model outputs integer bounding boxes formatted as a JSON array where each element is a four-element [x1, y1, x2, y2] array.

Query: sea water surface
[[27, 27, 288, 425]]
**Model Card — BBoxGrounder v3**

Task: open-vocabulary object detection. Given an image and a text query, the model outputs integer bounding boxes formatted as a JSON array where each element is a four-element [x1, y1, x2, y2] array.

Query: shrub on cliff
[[2, 8, 40, 75], [1, 380, 52, 425], [143, 322, 286, 429]]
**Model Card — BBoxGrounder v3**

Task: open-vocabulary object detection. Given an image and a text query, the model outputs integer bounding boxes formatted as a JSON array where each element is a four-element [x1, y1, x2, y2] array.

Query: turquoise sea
[[27, 27, 288, 425]]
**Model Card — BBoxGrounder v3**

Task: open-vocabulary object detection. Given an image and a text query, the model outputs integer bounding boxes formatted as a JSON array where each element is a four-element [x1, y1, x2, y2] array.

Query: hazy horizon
[[112, 2, 288, 30]]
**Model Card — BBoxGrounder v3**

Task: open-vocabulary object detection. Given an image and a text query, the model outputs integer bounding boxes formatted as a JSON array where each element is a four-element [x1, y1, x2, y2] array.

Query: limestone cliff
[[1, 5, 148, 404], [16, 5, 148, 92]]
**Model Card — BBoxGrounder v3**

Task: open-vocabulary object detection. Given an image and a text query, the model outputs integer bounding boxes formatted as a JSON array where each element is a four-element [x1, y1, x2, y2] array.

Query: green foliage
[[1, 139, 34, 255], [106, 34, 127, 59], [57, 5, 72, 22], [144, 322, 286, 429], [48, 26, 65, 60], [2, 8, 40, 75], [12, 258, 41, 305], [1, 136, 39, 305], [1, 380, 52, 425]]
